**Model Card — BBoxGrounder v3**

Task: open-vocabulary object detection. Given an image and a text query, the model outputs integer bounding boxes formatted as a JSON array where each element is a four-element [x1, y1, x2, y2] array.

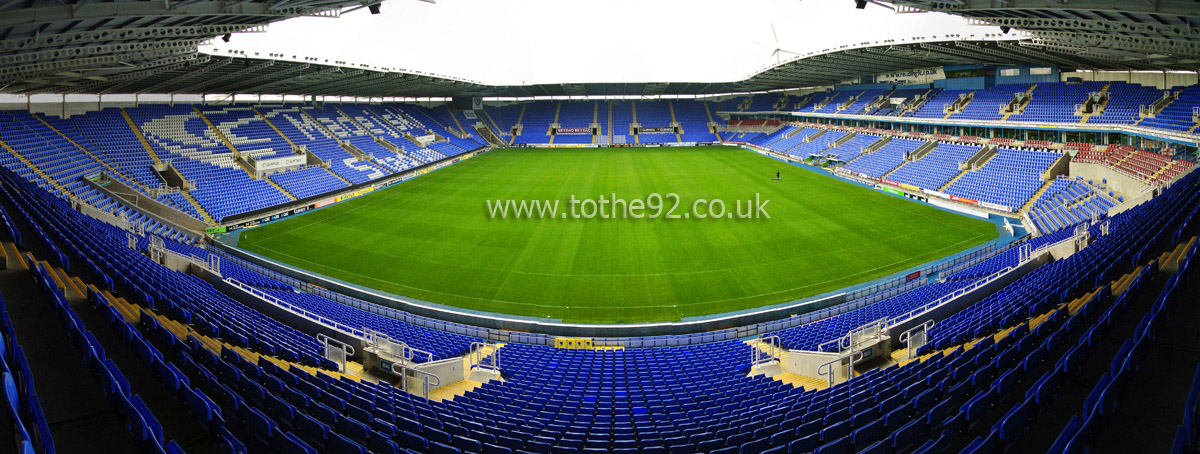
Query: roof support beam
[[141, 57, 231, 93]]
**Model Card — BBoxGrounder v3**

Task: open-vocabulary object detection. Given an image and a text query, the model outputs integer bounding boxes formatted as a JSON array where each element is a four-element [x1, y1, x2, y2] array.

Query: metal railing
[[318, 333, 355, 373], [470, 342, 501, 374], [885, 267, 1009, 328], [898, 319, 935, 361], [363, 328, 434, 364], [226, 278, 367, 338], [390, 362, 441, 400], [750, 335, 781, 369], [817, 348, 869, 387], [818, 318, 886, 353], [885, 229, 1082, 329]]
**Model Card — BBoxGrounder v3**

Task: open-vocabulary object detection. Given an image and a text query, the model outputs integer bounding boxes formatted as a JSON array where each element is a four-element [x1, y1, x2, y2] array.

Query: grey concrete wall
[[1069, 161, 1148, 198], [786, 350, 841, 380], [887, 252, 1049, 351], [84, 177, 207, 234], [198, 270, 365, 360]]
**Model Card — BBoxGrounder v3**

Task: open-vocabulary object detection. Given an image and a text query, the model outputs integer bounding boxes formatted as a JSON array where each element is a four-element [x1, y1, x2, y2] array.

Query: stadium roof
[[877, 0, 1200, 68], [0, 0, 377, 94], [1, 0, 1197, 97]]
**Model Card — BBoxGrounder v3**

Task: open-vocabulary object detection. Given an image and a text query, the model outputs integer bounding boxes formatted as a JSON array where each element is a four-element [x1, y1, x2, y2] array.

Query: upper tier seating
[[743, 94, 782, 112], [949, 84, 1035, 122], [257, 106, 389, 185], [910, 89, 971, 119], [1088, 82, 1162, 125], [65, 109, 165, 189], [840, 89, 888, 115], [1140, 85, 1200, 132], [0, 111, 105, 198], [866, 89, 928, 116], [1007, 82, 1105, 123], [198, 105, 294, 160]]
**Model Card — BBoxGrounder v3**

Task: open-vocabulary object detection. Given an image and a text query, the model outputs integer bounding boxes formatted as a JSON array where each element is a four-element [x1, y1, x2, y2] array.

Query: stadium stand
[[7, 157, 1200, 454], [632, 101, 676, 144], [0, 94, 1197, 454], [950, 84, 1034, 122], [911, 89, 971, 119], [554, 102, 597, 145], [1007, 82, 1105, 123], [258, 106, 390, 185], [943, 148, 1062, 210], [268, 166, 350, 200], [842, 137, 922, 178], [512, 102, 555, 145], [743, 94, 782, 112], [1026, 177, 1117, 234], [1088, 82, 1162, 125], [887, 143, 981, 191], [1140, 85, 1200, 133], [672, 100, 720, 143], [0, 290, 55, 454], [821, 133, 878, 164]]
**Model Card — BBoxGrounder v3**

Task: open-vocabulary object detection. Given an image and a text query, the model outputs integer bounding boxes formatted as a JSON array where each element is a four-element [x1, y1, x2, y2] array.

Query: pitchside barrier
[[207, 232, 1027, 347]]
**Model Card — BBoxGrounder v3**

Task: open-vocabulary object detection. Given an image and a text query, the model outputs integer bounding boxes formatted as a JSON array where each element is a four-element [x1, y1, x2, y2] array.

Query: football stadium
[[2, 0, 1200, 453]]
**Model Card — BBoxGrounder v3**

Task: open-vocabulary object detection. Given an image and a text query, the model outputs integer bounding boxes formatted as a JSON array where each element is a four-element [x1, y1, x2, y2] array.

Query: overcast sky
[[202, 0, 1001, 86]]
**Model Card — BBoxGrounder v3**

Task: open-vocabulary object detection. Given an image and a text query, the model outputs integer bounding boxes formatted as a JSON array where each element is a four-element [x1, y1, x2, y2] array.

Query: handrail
[[470, 342, 500, 373], [897, 320, 934, 345], [317, 333, 354, 373], [818, 318, 885, 353], [750, 335, 782, 369], [407, 345, 435, 364], [816, 348, 868, 387], [898, 319, 935, 360], [225, 278, 366, 338], [317, 333, 355, 356], [885, 265, 1010, 327], [363, 327, 425, 363], [391, 363, 441, 399], [885, 229, 1083, 328]]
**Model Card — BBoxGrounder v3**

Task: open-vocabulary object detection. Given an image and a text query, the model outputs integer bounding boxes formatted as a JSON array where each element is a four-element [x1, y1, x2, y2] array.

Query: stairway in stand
[[0, 138, 68, 195], [1019, 179, 1058, 213], [121, 108, 163, 166], [631, 102, 640, 144], [668, 101, 682, 143], [1000, 85, 1037, 121], [549, 102, 561, 145], [1078, 83, 1111, 124], [940, 169, 970, 191], [34, 113, 146, 193], [427, 343, 504, 401], [120, 108, 213, 223]]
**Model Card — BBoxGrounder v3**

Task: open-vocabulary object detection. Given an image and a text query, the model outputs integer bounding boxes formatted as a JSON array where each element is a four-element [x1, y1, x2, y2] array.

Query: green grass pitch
[[238, 146, 998, 323]]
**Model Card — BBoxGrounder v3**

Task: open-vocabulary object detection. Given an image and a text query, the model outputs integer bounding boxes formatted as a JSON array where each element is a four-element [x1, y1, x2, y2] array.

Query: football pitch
[[237, 146, 998, 323]]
